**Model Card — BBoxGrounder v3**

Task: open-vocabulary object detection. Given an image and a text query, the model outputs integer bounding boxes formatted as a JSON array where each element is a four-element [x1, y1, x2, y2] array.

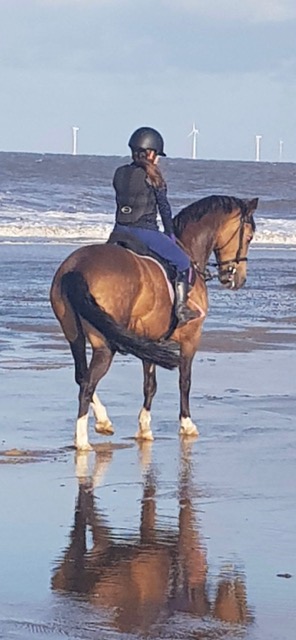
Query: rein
[[175, 237, 210, 281]]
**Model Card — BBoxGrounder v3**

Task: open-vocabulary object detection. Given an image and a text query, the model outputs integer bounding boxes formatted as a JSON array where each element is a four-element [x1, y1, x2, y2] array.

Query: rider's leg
[[174, 268, 200, 326]]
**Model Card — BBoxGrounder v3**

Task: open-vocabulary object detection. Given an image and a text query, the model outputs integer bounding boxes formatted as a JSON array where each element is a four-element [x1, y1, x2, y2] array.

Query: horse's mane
[[173, 195, 249, 237]]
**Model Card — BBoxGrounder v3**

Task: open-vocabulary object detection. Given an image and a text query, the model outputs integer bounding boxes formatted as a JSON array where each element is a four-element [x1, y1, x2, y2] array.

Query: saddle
[[107, 229, 178, 283]]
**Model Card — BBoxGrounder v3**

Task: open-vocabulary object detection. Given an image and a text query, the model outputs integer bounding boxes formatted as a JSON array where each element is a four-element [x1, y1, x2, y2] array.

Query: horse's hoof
[[179, 429, 199, 439], [134, 430, 154, 442], [94, 420, 114, 436], [74, 441, 93, 452], [179, 417, 199, 438]]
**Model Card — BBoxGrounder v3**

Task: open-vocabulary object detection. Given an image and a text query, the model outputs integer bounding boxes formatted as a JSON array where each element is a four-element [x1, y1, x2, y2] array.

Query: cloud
[[0, 0, 295, 158], [161, 0, 296, 23], [0, 0, 295, 79], [32, 0, 296, 22]]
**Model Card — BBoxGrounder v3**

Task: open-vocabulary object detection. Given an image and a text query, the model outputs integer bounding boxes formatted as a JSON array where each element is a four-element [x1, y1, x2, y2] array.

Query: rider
[[111, 126, 200, 326]]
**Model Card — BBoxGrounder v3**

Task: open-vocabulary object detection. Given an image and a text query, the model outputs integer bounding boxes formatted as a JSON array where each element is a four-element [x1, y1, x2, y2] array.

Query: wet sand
[[1, 329, 296, 640]]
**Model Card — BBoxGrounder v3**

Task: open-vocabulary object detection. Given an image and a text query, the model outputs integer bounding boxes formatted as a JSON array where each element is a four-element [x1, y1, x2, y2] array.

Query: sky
[[1, 0, 296, 161]]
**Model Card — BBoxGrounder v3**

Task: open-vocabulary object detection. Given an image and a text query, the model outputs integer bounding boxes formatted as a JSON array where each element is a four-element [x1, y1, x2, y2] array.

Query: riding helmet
[[128, 127, 166, 156]]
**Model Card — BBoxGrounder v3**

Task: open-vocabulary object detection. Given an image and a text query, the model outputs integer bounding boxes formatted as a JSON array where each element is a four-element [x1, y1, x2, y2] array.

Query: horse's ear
[[247, 197, 259, 213]]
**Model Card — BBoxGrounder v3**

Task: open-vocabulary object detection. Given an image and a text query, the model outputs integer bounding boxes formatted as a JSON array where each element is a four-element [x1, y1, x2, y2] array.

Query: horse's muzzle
[[218, 264, 246, 290]]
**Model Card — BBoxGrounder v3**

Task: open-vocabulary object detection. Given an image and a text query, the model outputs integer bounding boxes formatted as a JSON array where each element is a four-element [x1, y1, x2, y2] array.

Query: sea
[[1, 152, 296, 640], [1, 152, 296, 246], [0, 151, 296, 367]]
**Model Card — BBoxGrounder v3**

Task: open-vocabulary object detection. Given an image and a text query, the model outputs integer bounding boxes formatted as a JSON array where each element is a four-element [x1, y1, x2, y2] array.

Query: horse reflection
[[52, 446, 252, 634]]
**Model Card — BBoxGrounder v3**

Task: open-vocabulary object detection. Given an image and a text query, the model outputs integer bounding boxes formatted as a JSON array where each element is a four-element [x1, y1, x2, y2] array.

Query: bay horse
[[50, 195, 258, 450]]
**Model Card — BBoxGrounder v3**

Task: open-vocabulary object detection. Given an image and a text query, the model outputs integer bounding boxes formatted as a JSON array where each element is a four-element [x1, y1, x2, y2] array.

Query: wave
[[0, 209, 113, 244], [0, 213, 296, 245], [252, 217, 296, 245], [0, 222, 112, 243]]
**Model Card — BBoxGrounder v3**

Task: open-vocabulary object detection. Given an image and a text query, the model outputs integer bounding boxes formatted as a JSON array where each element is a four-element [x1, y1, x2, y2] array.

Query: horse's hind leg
[[69, 329, 87, 386], [76, 344, 114, 451], [69, 326, 113, 437], [92, 390, 114, 436], [51, 287, 112, 446], [135, 361, 157, 441]]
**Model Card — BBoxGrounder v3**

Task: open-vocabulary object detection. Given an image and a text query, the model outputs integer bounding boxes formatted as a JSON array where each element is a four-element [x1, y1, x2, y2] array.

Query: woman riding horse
[[50, 165, 258, 449], [111, 126, 199, 326]]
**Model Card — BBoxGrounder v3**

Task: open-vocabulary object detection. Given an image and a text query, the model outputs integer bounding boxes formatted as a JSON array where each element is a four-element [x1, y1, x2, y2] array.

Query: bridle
[[177, 209, 252, 284], [210, 211, 250, 284]]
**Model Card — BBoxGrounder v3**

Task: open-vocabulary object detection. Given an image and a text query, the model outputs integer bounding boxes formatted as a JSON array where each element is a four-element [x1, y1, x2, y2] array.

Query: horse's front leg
[[179, 354, 199, 437], [135, 360, 157, 441], [76, 345, 114, 451]]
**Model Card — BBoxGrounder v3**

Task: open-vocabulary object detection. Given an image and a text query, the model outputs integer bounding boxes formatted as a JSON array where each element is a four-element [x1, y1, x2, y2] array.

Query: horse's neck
[[180, 224, 217, 271]]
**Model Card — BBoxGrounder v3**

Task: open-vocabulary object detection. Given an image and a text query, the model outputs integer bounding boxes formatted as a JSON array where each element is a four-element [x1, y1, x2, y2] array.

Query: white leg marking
[[91, 393, 114, 435], [179, 416, 199, 437], [75, 414, 92, 451], [135, 407, 154, 441]]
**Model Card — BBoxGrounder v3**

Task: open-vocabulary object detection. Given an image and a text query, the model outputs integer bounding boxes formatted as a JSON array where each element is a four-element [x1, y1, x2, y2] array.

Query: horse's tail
[[61, 271, 179, 371]]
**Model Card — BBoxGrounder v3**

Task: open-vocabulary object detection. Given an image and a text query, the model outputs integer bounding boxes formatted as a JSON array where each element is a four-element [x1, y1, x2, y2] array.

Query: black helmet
[[128, 126, 166, 156]]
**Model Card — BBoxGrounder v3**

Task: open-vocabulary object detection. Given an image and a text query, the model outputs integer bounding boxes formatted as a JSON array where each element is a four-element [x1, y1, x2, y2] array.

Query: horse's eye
[[246, 234, 253, 244]]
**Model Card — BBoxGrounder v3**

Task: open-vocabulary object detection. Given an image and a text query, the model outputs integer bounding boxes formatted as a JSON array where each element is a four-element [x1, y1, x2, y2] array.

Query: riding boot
[[175, 269, 201, 326]]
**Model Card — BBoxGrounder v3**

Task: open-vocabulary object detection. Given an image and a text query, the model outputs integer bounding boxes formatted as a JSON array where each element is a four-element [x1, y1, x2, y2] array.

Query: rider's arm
[[154, 186, 174, 237]]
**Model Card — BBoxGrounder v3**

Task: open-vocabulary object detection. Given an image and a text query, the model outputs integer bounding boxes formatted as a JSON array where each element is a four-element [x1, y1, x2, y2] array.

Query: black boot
[[175, 270, 201, 326]]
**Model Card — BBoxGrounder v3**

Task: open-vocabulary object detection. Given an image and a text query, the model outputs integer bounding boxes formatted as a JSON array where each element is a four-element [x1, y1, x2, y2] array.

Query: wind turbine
[[279, 139, 283, 162], [188, 123, 199, 159], [255, 134, 262, 162], [72, 126, 79, 155]]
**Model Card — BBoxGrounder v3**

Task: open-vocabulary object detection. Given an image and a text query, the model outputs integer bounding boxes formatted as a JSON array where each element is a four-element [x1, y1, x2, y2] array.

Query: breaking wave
[[0, 212, 295, 245]]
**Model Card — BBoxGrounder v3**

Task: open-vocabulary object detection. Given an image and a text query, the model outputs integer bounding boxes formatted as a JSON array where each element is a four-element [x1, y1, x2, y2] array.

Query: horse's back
[[53, 243, 137, 280]]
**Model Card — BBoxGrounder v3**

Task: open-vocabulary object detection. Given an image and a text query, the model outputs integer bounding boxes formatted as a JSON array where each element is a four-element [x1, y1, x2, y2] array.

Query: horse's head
[[214, 197, 258, 290]]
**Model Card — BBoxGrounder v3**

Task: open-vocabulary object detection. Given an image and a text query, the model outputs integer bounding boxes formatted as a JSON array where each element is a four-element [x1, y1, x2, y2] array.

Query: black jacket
[[113, 163, 174, 235]]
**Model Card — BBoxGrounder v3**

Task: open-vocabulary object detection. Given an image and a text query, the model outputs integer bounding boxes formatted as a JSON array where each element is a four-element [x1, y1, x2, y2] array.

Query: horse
[[50, 195, 258, 450]]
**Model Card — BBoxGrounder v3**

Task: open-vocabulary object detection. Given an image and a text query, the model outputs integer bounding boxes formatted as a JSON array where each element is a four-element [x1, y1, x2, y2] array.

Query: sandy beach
[[1, 318, 296, 639]]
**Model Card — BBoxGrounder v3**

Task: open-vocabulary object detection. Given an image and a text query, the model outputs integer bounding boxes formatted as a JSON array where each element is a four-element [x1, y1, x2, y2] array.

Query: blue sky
[[1, 0, 296, 161]]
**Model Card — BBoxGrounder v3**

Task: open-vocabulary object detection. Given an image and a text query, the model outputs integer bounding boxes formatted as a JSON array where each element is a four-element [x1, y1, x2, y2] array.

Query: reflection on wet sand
[[52, 443, 253, 636]]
